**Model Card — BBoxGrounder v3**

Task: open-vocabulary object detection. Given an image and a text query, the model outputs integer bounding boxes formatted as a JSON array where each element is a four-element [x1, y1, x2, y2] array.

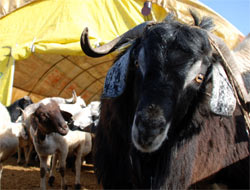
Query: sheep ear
[[61, 110, 72, 122], [102, 48, 131, 98], [210, 63, 236, 116]]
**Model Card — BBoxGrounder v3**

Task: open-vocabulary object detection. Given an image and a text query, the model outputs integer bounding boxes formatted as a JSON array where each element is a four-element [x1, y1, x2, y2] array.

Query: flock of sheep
[[0, 91, 99, 190]]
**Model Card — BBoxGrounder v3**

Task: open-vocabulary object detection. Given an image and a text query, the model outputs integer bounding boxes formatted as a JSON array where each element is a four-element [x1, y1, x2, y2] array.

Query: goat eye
[[195, 74, 204, 84], [39, 113, 48, 121]]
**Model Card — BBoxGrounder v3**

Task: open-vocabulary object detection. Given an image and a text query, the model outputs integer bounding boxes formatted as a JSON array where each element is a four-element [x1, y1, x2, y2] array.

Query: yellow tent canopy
[[0, 0, 244, 106]]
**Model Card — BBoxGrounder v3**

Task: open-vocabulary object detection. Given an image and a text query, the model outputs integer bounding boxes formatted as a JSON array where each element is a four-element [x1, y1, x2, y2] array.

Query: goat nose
[[63, 123, 68, 128], [148, 104, 156, 111], [135, 115, 146, 132]]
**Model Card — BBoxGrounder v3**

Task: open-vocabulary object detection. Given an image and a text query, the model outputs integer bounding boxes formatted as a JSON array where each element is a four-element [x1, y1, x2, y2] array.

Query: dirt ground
[[1, 156, 102, 190]]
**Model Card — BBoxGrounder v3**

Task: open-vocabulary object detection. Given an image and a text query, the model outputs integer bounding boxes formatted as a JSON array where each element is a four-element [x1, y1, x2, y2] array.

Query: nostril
[[136, 120, 145, 134], [148, 104, 156, 111], [60, 123, 67, 129]]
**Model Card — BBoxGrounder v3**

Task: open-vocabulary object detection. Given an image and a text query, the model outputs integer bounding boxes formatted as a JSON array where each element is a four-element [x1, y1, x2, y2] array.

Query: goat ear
[[30, 114, 39, 130], [102, 47, 131, 98], [61, 111, 72, 122], [210, 63, 236, 116]]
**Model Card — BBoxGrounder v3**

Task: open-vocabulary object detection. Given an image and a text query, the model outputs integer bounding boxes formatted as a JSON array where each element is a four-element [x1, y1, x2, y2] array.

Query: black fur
[[7, 96, 33, 122], [93, 12, 249, 189]]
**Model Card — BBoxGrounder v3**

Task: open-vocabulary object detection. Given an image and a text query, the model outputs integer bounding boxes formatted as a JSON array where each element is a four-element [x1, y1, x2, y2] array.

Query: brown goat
[[23, 101, 71, 190]]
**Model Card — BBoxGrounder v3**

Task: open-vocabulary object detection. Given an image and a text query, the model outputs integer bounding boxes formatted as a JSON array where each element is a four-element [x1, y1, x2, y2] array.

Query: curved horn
[[18, 107, 27, 123], [65, 90, 77, 104], [233, 34, 250, 68], [208, 33, 235, 64], [72, 90, 77, 103], [23, 96, 31, 101], [208, 32, 250, 105], [80, 21, 155, 57]]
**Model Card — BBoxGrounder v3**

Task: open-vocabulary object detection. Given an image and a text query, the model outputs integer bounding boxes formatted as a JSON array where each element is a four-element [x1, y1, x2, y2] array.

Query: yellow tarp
[[0, 0, 244, 105], [0, 47, 14, 105], [0, 0, 37, 18]]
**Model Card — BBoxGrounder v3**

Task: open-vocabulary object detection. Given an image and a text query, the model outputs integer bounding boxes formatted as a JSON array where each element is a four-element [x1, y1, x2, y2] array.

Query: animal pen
[[0, 0, 247, 189]]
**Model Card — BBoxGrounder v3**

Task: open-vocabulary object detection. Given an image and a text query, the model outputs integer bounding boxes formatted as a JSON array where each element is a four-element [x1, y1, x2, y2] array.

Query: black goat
[[7, 96, 33, 122], [80, 12, 250, 189]]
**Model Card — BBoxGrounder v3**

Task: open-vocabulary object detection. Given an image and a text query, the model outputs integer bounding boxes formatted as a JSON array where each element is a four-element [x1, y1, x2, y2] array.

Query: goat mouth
[[131, 117, 171, 153], [57, 125, 69, 136]]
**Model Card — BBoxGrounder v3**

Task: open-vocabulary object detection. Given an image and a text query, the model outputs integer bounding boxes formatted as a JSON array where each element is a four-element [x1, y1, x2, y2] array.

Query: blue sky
[[199, 0, 250, 36]]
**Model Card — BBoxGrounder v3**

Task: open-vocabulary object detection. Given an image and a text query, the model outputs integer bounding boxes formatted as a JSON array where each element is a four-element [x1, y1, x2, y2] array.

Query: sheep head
[[31, 101, 69, 136]]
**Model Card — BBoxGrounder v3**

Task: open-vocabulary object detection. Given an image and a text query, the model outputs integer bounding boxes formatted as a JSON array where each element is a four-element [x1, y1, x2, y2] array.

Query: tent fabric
[[0, 47, 15, 105], [0, 0, 37, 18], [0, 0, 244, 105]]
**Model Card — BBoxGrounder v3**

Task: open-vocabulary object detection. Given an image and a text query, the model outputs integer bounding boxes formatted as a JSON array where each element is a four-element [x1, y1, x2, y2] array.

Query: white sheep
[[69, 101, 100, 132], [47, 101, 99, 189], [0, 103, 27, 190], [19, 92, 92, 189], [17, 90, 86, 167], [48, 130, 92, 189]]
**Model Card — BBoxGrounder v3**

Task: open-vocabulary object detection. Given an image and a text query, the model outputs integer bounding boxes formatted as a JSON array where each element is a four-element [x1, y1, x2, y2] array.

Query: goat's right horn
[[208, 32, 250, 105], [23, 96, 31, 101], [65, 90, 77, 104], [80, 21, 155, 58]]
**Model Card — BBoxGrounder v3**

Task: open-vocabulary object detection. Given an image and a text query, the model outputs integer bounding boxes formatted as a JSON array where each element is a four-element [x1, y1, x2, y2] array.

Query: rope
[[209, 37, 250, 132]]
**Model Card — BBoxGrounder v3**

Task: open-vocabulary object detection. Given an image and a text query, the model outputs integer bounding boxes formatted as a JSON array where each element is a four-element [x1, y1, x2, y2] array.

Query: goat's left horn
[[208, 33, 235, 64], [80, 21, 155, 57], [65, 90, 77, 104], [18, 107, 27, 120], [24, 96, 31, 101], [72, 90, 77, 104]]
